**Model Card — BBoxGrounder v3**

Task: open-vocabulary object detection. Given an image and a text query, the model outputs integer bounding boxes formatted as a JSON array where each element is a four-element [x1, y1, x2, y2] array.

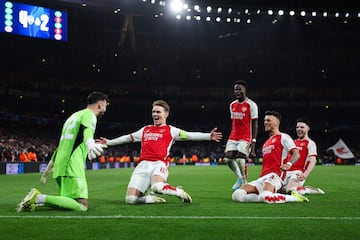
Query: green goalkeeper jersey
[[53, 108, 97, 178]]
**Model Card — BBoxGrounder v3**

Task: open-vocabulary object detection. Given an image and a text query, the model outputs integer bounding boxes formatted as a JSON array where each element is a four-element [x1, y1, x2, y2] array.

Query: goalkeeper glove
[[86, 139, 107, 160], [40, 160, 54, 184]]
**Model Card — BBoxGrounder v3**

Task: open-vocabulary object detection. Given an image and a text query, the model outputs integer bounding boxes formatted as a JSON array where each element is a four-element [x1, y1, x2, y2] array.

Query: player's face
[[234, 84, 246, 101], [264, 115, 278, 133], [152, 105, 168, 126], [97, 100, 108, 119], [296, 122, 309, 139]]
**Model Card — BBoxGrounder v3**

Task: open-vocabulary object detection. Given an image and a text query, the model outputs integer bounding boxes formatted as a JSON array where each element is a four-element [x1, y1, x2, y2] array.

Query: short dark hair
[[153, 100, 170, 113], [296, 117, 311, 127], [87, 91, 109, 105], [234, 80, 248, 89], [265, 110, 281, 122]]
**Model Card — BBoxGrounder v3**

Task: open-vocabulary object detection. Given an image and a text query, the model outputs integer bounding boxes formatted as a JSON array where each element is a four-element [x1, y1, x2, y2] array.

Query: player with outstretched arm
[[100, 100, 222, 204]]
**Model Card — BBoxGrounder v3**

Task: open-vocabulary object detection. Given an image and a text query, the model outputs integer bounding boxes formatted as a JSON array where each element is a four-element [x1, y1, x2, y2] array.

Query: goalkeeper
[[16, 91, 109, 212]]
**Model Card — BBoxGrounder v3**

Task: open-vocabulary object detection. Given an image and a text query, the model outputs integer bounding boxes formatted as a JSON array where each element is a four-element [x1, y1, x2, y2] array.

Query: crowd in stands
[[0, 8, 359, 164], [1, 121, 358, 165], [0, 124, 225, 164], [0, 126, 56, 162]]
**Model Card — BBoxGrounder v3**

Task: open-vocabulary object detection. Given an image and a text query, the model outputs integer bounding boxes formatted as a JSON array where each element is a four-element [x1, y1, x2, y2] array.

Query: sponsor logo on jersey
[[263, 144, 275, 155], [144, 133, 163, 141], [231, 111, 246, 119]]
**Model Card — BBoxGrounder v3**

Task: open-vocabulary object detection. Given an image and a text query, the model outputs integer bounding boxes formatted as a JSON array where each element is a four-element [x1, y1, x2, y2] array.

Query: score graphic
[[1, 0, 67, 41]]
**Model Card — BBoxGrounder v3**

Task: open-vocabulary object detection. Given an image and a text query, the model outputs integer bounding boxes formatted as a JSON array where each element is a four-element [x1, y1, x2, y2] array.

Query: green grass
[[1, 165, 360, 240]]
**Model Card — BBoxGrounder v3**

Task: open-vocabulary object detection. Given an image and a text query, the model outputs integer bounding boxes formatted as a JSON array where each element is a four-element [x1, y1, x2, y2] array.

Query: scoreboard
[[1, 0, 67, 41]]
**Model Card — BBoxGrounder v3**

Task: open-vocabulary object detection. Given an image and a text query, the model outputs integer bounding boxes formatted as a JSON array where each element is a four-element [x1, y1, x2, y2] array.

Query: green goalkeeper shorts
[[56, 176, 88, 199]]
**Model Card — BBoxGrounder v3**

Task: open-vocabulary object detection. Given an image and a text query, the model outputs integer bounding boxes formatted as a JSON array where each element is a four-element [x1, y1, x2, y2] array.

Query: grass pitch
[[0, 165, 359, 240]]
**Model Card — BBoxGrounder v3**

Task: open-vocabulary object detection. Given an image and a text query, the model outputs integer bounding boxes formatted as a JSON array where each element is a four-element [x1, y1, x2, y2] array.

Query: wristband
[[287, 162, 293, 166], [251, 139, 256, 143]]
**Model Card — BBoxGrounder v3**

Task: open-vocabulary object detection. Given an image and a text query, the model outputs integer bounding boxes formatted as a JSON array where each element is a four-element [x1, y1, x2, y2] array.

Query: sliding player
[[232, 111, 309, 203], [100, 100, 222, 204], [282, 118, 325, 195]]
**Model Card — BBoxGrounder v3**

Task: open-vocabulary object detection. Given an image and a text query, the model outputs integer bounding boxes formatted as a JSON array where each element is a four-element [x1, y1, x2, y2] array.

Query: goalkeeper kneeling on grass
[[16, 92, 109, 212]]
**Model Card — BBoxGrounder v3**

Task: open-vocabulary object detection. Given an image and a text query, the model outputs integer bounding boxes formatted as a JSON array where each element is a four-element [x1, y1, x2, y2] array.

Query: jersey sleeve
[[281, 133, 297, 152], [130, 127, 145, 142], [170, 126, 182, 141], [82, 109, 97, 141], [171, 126, 211, 141], [307, 139, 318, 157], [249, 99, 258, 119]]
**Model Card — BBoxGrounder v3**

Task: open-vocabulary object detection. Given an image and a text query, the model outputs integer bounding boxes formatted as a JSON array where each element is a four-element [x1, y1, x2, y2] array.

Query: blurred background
[[1, 0, 359, 164]]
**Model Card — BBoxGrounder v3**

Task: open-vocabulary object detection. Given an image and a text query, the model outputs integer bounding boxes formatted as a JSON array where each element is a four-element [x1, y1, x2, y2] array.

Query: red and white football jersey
[[287, 138, 317, 171], [131, 125, 181, 166], [228, 98, 258, 142], [261, 133, 297, 177]]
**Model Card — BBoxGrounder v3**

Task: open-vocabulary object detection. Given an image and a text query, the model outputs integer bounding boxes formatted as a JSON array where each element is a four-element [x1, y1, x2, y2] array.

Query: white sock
[[260, 191, 293, 203], [36, 194, 46, 204], [151, 182, 182, 197], [232, 189, 260, 202], [126, 195, 156, 204]]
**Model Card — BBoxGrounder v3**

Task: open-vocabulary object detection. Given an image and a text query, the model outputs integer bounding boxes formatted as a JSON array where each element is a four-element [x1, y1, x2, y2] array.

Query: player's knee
[[151, 182, 165, 193], [232, 189, 247, 202], [125, 195, 138, 205]]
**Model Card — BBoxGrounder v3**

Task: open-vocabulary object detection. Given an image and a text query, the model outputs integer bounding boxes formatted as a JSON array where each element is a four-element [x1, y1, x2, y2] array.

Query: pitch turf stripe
[[1, 215, 360, 220]]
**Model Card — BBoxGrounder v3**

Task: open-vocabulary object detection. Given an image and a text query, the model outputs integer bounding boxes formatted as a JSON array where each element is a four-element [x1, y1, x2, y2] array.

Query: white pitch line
[[1, 215, 360, 220]]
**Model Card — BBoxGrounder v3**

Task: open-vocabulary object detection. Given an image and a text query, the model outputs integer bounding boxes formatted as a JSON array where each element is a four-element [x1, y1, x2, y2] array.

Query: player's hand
[[86, 139, 107, 160], [280, 162, 292, 171], [96, 137, 108, 145], [40, 174, 48, 184], [40, 160, 54, 184], [210, 127, 223, 142]]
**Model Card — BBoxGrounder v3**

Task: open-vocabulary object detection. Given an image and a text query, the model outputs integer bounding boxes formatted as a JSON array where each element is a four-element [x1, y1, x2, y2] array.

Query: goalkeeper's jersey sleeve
[[53, 108, 97, 178]]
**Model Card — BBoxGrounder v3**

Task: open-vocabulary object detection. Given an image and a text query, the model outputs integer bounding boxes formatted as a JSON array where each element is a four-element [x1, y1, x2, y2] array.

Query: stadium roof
[[24, 0, 360, 11]]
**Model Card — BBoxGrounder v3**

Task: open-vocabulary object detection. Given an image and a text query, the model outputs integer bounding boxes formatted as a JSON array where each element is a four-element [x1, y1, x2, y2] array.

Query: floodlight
[[170, 0, 183, 13]]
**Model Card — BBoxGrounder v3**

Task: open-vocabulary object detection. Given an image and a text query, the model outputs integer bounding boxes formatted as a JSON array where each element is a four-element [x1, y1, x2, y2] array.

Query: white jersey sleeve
[[130, 127, 145, 142], [248, 98, 259, 119], [171, 125, 211, 141], [281, 133, 297, 159], [106, 127, 145, 146], [307, 138, 318, 158]]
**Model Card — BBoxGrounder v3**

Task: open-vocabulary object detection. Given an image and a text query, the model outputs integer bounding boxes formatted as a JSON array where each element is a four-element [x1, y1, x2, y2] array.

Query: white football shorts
[[225, 139, 251, 156], [127, 160, 169, 193], [248, 172, 283, 193]]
